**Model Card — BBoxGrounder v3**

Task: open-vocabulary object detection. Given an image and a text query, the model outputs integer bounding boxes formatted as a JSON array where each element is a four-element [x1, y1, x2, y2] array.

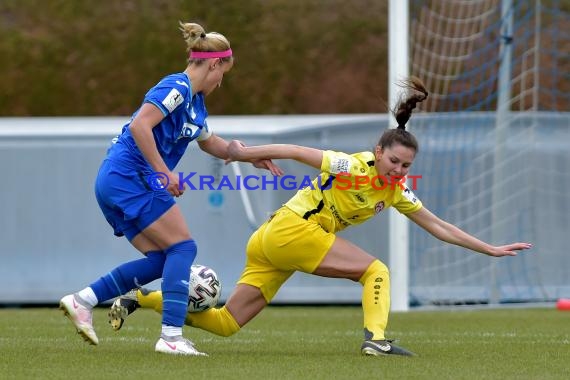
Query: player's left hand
[[225, 140, 284, 176], [488, 242, 533, 257], [251, 159, 284, 176]]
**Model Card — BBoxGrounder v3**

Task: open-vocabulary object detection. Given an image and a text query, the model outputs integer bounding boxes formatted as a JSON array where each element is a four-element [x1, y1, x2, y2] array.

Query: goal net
[[407, 0, 570, 306]]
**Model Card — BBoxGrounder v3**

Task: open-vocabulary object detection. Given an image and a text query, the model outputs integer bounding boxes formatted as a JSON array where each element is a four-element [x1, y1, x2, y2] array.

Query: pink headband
[[190, 49, 233, 59]]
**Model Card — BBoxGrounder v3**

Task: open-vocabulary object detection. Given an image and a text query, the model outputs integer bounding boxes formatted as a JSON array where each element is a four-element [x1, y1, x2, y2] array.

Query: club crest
[[375, 201, 385, 214]]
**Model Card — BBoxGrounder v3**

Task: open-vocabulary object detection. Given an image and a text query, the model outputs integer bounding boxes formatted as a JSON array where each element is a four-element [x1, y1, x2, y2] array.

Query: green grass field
[[0, 306, 568, 379]]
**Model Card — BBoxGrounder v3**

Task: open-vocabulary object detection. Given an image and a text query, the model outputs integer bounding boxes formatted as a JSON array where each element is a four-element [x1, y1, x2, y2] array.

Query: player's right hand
[[165, 171, 184, 197]]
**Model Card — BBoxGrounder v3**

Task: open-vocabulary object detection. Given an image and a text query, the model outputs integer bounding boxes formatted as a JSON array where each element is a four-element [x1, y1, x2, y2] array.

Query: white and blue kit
[[95, 72, 211, 240], [91, 72, 212, 327]]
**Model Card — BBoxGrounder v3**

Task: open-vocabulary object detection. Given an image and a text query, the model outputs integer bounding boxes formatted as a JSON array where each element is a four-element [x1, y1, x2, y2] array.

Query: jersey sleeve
[[196, 120, 212, 141], [392, 184, 423, 214], [321, 150, 364, 176], [144, 76, 191, 116], [188, 92, 211, 140]]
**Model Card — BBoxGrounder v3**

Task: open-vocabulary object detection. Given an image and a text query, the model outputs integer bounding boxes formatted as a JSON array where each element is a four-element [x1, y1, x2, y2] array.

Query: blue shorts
[[94, 159, 175, 241]]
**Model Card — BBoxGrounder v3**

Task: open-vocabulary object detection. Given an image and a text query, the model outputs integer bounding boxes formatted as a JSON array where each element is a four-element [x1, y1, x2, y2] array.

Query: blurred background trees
[[0, 0, 389, 116]]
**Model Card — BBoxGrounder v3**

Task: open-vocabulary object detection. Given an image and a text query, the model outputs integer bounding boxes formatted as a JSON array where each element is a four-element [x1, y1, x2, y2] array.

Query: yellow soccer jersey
[[285, 150, 423, 233]]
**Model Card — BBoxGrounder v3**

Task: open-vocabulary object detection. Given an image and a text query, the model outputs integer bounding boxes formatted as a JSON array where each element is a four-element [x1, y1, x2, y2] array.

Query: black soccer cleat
[[361, 339, 416, 356], [108, 288, 141, 331]]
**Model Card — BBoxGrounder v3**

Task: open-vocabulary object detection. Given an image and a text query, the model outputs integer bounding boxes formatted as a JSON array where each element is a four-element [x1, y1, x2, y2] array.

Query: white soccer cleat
[[59, 294, 99, 345], [155, 336, 208, 356]]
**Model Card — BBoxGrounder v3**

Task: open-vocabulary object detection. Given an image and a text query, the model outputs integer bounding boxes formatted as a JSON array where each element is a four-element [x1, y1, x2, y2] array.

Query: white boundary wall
[[1, 113, 567, 306], [0, 115, 393, 305]]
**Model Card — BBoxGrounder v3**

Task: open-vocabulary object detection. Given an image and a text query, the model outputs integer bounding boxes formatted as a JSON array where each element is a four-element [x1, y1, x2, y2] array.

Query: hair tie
[[200, 32, 206, 38]]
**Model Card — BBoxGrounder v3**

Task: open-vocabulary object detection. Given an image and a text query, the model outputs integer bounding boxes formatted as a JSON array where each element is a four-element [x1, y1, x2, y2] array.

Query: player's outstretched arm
[[198, 134, 230, 159], [199, 136, 284, 176], [226, 140, 323, 170], [407, 207, 532, 257]]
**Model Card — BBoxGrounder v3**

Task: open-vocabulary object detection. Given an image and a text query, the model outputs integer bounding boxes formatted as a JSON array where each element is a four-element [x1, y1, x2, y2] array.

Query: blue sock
[[162, 239, 197, 327], [90, 250, 166, 303]]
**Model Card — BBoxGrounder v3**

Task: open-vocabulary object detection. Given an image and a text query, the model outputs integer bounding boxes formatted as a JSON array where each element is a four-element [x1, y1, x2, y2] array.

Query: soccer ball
[[188, 264, 222, 312]]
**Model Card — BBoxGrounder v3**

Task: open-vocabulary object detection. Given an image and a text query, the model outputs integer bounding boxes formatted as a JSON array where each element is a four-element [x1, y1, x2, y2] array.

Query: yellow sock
[[137, 289, 164, 313], [185, 306, 240, 337], [358, 260, 391, 340], [136, 289, 240, 337]]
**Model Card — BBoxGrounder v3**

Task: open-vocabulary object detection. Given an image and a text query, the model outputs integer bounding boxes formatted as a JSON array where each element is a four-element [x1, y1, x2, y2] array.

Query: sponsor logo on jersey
[[162, 88, 184, 113], [402, 187, 418, 203], [329, 204, 350, 228], [179, 123, 201, 140], [329, 157, 351, 174]]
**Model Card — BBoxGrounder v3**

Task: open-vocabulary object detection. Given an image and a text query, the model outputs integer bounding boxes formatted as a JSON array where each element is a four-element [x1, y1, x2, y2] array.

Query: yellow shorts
[[237, 206, 336, 303]]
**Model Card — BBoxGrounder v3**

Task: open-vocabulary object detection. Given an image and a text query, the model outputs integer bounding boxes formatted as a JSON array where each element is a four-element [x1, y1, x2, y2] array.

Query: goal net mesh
[[407, 0, 570, 305]]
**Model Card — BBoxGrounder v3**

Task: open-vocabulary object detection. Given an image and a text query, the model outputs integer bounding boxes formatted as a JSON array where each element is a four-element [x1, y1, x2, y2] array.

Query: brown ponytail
[[393, 76, 428, 130], [377, 77, 428, 152]]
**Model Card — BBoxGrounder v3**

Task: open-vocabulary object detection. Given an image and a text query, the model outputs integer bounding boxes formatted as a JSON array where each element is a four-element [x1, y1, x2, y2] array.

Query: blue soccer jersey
[[107, 72, 212, 171]]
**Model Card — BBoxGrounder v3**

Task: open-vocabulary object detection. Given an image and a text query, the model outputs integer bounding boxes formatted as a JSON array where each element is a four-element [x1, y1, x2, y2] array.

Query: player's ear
[[375, 145, 383, 160], [209, 58, 221, 71]]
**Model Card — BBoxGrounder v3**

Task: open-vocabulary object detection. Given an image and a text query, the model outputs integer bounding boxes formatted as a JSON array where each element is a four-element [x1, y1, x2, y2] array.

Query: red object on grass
[[556, 298, 570, 311]]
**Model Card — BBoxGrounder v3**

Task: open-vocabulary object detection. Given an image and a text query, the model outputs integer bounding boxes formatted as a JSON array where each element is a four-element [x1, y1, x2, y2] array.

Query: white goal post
[[389, 0, 570, 309], [388, 0, 411, 312]]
